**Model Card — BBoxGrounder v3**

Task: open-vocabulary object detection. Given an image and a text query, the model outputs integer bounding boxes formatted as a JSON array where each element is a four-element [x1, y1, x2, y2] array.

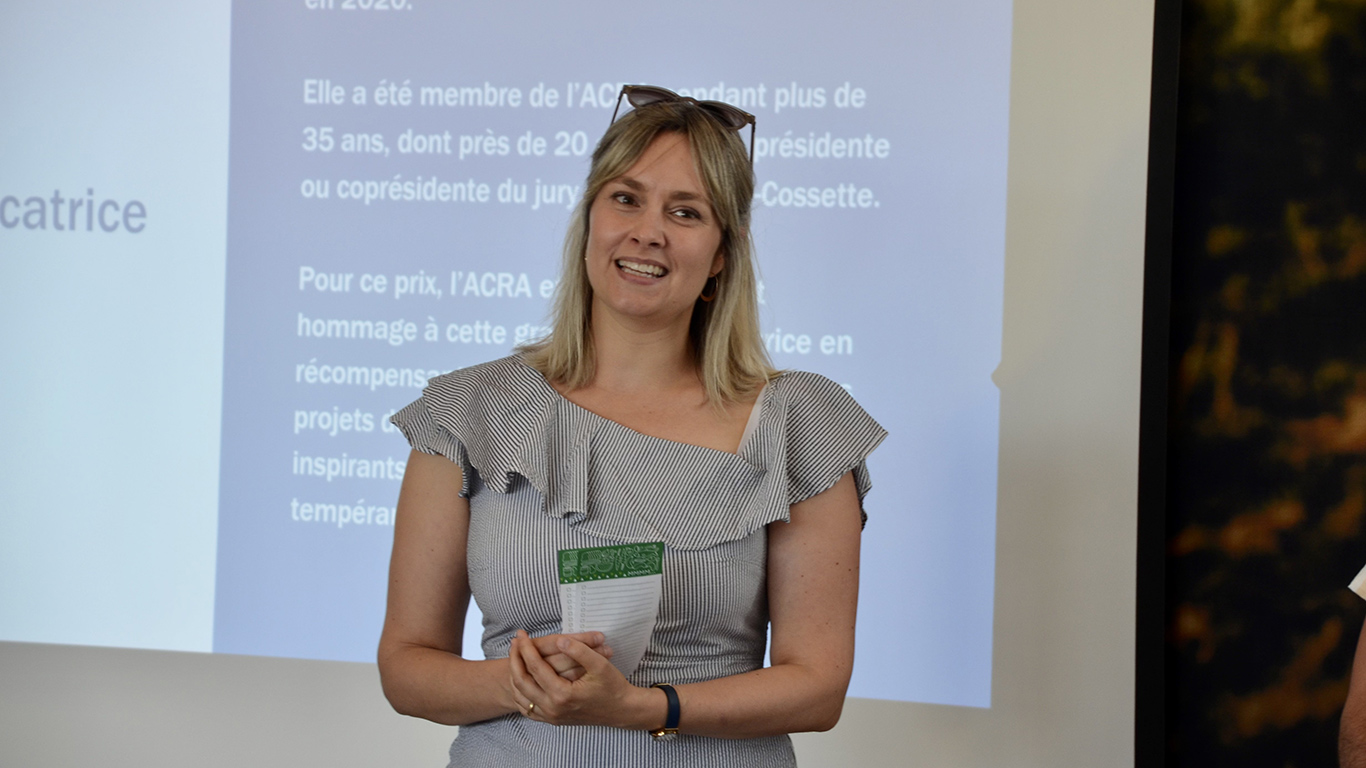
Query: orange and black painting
[[1166, 1, 1366, 765]]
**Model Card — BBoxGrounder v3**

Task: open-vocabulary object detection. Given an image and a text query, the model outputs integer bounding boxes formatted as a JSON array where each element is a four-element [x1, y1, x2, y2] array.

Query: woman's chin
[[594, 294, 692, 328]]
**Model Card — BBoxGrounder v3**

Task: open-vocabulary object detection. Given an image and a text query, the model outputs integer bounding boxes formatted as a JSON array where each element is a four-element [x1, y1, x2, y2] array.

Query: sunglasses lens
[[698, 102, 752, 130], [625, 86, 679, 110]]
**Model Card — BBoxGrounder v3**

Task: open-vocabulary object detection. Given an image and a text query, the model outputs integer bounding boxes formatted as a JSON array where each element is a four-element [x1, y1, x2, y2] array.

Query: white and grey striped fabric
[[392, 355, 886, 767]]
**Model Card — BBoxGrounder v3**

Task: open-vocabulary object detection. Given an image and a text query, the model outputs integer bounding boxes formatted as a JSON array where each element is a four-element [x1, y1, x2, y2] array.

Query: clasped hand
[[509, 629, 637, 727]]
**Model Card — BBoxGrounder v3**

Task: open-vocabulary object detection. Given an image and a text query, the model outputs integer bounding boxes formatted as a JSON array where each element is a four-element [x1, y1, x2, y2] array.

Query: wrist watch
[[649, 683, 680, 741]]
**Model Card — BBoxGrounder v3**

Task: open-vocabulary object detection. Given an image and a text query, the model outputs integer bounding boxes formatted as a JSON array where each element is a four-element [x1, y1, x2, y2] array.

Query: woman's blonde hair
[[520, 98, 775, 405]]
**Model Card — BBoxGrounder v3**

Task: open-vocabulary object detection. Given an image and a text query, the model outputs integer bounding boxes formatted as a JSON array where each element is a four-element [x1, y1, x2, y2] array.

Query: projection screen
[[0, 0, 1150, 765]]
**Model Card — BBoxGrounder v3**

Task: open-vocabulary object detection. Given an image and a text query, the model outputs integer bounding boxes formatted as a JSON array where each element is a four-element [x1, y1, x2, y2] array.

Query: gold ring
[[526, 701, 536, 716]]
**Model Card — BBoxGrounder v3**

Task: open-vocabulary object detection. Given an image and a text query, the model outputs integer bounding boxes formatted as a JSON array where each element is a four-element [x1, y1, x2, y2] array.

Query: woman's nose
[[629, 209, 666, 248]]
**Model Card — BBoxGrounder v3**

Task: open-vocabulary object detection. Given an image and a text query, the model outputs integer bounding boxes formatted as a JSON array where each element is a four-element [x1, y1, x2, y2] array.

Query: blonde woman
[[380, 86, 886, 766]]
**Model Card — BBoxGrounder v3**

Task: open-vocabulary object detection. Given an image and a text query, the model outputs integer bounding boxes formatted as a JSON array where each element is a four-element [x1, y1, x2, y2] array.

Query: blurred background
[[1166, 0, 1366, 764]]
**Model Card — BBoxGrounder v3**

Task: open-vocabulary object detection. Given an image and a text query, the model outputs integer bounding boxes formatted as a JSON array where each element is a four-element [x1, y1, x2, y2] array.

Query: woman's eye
[[672, 208, 700, 220], [611, 192, 635, 205]]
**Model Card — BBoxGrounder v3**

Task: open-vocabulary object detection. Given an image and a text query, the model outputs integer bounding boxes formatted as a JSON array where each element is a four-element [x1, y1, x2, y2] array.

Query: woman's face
[[585, 132, 725, 332]]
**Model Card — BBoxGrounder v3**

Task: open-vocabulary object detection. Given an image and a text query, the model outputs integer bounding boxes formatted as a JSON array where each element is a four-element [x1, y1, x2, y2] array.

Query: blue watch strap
[[651, 683, 680, 733]]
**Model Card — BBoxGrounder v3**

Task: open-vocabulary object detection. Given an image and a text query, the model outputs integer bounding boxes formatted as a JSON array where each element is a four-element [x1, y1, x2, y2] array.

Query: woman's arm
[[508, 471, 862, 737], [378, 450, 611, 725], [1341, 615, 1366, 768]]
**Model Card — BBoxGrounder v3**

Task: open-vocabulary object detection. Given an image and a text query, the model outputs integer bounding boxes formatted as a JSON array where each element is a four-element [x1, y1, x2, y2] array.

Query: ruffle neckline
[[405, 356, 883, 551]]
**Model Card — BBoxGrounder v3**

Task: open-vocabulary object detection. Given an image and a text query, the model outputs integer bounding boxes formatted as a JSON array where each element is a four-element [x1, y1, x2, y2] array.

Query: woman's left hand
[[508, 629, 651, 728]]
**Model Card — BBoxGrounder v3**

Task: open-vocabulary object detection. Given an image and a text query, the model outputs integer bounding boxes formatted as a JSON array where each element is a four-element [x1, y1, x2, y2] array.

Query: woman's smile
[[615, 258, 667, 279]]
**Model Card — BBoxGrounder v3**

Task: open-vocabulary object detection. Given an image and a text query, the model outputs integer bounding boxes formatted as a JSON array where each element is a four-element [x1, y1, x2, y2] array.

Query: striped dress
[[392, 355, 886, 767]]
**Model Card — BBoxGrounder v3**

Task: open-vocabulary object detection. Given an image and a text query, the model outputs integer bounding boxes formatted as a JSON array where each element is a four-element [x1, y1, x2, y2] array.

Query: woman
[[380, 85, 886, 766]]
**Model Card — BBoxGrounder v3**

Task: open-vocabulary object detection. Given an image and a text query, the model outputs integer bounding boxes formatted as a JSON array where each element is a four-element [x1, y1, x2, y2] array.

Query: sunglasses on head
[[610, 84, 757, 164]]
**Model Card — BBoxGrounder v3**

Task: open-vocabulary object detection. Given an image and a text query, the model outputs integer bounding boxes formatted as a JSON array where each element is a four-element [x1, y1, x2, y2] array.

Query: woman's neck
[[585, 308, 700, 397]]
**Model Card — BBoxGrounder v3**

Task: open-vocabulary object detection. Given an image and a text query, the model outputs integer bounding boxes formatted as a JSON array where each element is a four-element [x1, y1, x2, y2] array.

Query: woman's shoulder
[[756, 369, 887, 510], [392, 355, 551, 498], [765, 369, 860, 408]]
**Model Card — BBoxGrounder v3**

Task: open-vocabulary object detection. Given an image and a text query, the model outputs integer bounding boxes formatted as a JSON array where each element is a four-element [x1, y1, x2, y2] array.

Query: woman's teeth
[[617, 259, 666, 278]]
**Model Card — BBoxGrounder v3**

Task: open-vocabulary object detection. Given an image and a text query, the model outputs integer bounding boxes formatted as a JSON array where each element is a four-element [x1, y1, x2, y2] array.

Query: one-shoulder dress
[[391, 355, 886, 768]]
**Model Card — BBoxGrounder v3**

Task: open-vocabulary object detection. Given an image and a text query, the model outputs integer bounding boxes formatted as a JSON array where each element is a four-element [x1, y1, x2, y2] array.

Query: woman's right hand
[[531, 631, 613, 681]]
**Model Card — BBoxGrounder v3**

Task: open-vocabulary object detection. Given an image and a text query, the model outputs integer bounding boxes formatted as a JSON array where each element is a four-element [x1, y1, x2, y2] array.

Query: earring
[[699, 274, 719, 302]]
